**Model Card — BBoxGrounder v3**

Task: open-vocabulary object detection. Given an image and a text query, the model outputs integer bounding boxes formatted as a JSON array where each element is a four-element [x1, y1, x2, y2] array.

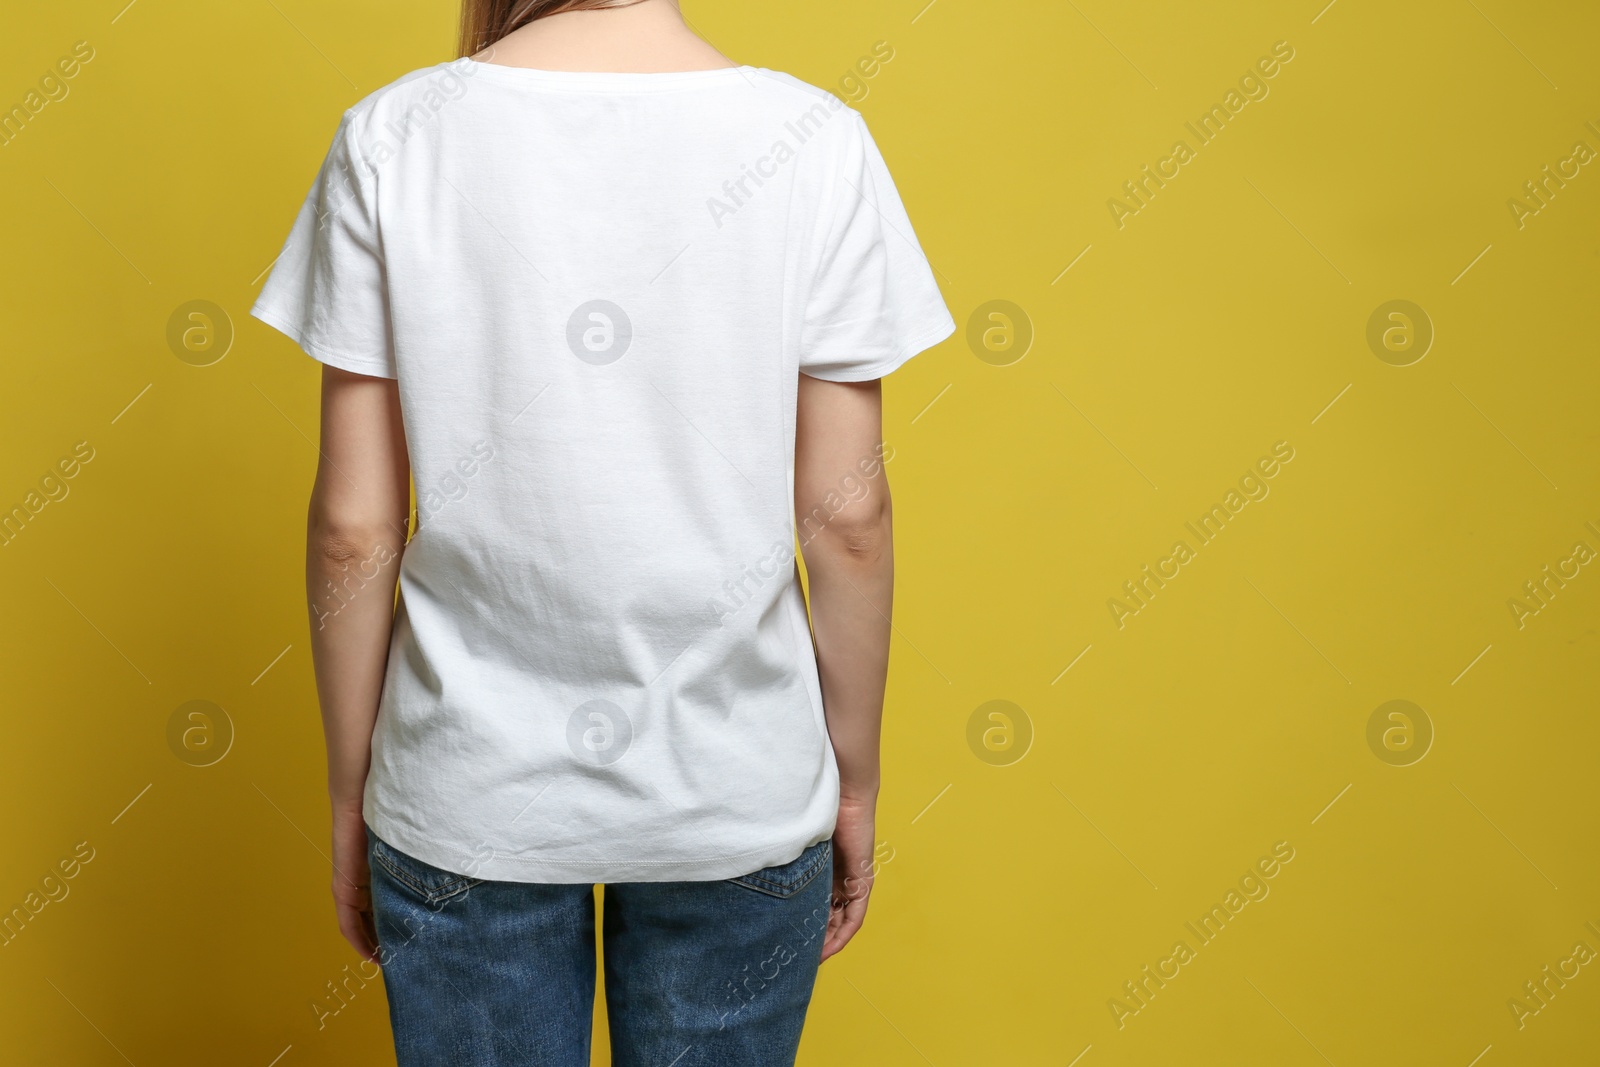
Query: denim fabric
[[366, 823, 832, 1066]]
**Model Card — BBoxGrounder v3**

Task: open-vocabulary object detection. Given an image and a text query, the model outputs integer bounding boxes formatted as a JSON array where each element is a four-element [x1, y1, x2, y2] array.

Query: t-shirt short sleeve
[[250, 108, 398, 379], [798, 111, 956, 383]]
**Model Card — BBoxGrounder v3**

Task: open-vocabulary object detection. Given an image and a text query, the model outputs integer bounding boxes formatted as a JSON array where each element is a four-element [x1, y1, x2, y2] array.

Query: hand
[[821, 793, 877, 962], [331, 802, 380, 965]]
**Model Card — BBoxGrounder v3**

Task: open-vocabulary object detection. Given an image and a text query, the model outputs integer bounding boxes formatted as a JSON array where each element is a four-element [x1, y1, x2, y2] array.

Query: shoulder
[[741, 68, 845, 105], [736, 68, 870, 169], [741, 68, 862, 124], [338, 59, 482, 143]]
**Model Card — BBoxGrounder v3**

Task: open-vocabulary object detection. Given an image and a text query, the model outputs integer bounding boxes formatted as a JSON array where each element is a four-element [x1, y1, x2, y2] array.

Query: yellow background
[[3, 0, 1597, 1063]]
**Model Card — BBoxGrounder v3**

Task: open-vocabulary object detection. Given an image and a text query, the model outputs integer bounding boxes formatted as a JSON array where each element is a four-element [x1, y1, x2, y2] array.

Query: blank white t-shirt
[[251, 56, 955, 883]]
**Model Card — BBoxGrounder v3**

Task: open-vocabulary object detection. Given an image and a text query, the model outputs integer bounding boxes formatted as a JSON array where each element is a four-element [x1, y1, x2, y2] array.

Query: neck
[[477, 1, 736, 74]]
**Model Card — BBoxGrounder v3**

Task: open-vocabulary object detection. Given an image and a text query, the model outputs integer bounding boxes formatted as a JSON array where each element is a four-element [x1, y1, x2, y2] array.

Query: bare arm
[[306, 364, 410, 963], [794, 372, 894, 960]]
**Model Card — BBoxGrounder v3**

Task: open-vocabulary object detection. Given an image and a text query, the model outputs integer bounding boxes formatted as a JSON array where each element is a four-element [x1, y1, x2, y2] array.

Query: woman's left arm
[[305, 364, 411, 963]]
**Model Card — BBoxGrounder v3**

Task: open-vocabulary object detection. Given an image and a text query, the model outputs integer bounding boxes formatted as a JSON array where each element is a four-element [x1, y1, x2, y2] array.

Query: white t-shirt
[[251, 57, 955, 883]]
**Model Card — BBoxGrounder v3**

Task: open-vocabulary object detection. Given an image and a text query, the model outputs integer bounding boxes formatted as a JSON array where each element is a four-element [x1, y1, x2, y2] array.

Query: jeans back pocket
[[367, 825, 484, 906], [727, 839, 831, 899]]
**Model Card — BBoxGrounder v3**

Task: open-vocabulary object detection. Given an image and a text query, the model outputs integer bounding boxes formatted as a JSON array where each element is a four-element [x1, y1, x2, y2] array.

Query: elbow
[[306, 509, 408, 564], [799, 503, 892, 568]]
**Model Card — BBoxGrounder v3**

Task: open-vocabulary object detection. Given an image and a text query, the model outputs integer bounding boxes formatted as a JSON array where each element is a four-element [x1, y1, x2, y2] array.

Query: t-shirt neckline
[[455, 58, 761, 91]]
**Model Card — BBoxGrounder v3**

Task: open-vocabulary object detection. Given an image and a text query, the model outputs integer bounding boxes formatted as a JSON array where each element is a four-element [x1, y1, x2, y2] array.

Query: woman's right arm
[[794, 372, 895, 961]]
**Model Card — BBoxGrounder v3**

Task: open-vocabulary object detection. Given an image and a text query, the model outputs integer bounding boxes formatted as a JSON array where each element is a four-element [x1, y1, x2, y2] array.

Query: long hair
[[459, 0, 652, 59]]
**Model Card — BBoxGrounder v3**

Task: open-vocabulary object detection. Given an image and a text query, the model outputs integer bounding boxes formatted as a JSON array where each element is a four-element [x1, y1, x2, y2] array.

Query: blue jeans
[[366, 823, 832, 1066]]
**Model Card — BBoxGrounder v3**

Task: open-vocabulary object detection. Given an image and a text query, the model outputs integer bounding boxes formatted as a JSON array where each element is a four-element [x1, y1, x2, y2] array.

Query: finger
[[338, 909, 365, 957], [820, 918, 855, 961], [820, 895, 867, 961], [825, 908, 851, 953], [338, 906, 379, 964]]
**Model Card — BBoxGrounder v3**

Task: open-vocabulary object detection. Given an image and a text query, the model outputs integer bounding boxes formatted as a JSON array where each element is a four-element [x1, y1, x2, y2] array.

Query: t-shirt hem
[[363, 803, 833, 885], [250, 302, 398, 379], [802, 311, 957, 383]]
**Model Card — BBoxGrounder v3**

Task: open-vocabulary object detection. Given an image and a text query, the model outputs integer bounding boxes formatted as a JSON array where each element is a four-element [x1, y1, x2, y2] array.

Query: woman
[[251, 0, 953, 1062]]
